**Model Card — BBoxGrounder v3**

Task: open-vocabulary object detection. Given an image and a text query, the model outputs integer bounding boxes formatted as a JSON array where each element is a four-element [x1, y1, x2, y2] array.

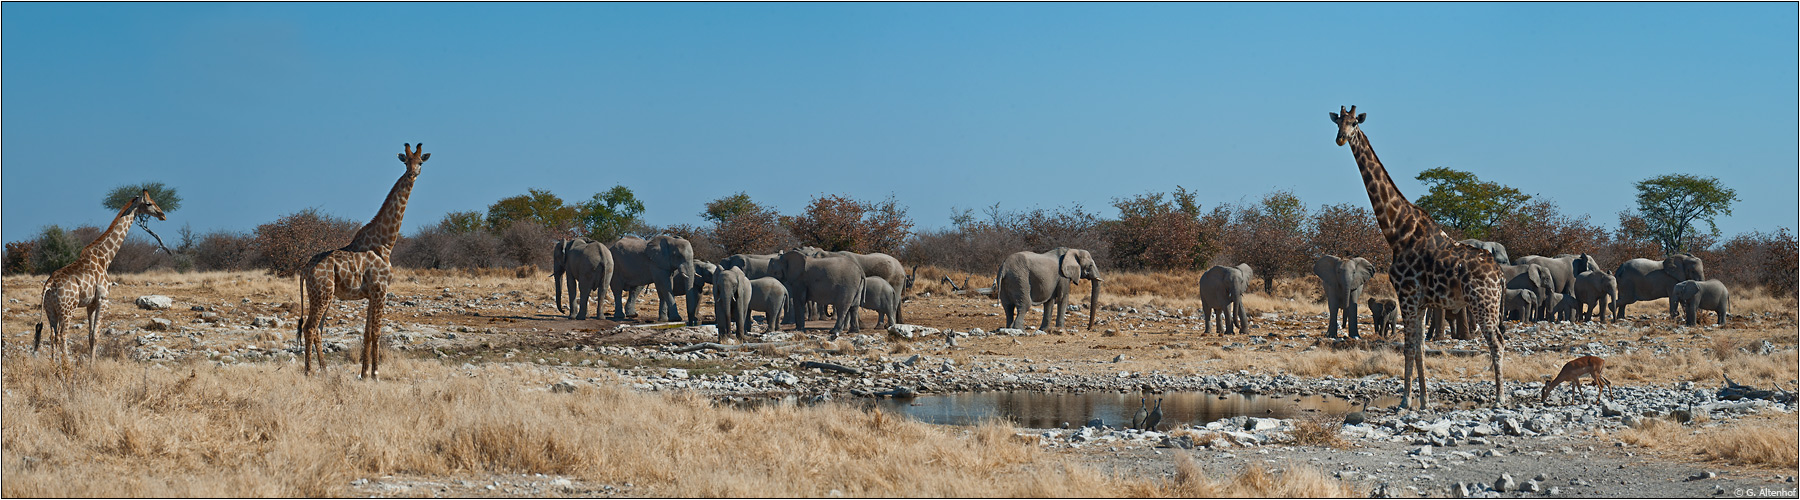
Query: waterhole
[[868, 391, 1407, 429]]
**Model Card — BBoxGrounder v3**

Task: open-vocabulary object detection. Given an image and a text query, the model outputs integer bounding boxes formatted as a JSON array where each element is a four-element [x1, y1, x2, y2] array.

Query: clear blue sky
[[5, 3, 1795, 244]]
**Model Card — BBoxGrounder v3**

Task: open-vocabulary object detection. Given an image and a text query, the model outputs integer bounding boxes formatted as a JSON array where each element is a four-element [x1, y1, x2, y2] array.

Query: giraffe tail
[[296, 275, 307, 346], [33, 322, 43, 354]]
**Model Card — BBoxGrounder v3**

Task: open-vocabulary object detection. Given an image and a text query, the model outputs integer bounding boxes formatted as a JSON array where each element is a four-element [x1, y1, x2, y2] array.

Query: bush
[[254, 209, 360, 277], [902, 203, 1107, 272], [31, 225, 82, 274], [392, 223, 504, 270], [191, 231, 258, 272], [1488, 200, 1608, 260], [655, 224, 725, 263], [787, 194, 915, 255], [4, 241, 34, 275], [497, 221, 555, 271], [903, 226, 1025, 274], [1219, 191, 1311, 293], [1695, 228, 1796, 297], [712, 208, 795, 257], [1106, 189, 1208, 271], [1309, 203, 1388, 272], [108, 234, 175, 274]]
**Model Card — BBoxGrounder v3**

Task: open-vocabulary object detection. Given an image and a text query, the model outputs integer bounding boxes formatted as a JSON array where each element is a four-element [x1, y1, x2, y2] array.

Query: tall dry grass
[[0, 354, 1358, 497], [1615, 416, 1799, 469], [1167, 455, 1361, 497]]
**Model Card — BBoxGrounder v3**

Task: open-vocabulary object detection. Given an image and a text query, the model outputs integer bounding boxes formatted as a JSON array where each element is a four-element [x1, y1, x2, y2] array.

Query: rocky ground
[[4, 271, 1795, 497]]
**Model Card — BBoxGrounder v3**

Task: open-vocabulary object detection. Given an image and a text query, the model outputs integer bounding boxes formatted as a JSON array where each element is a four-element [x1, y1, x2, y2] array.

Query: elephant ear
[[1352, 257, 1374, 280], [1059, 252, 1081, 281]]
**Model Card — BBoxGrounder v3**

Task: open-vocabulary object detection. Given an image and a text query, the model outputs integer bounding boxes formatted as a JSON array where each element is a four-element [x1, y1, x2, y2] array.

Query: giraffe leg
[[1398, 299, 1425, 410], [1484, 321, 1505, 408], [304, 285, 332, 376], [87, 298, 106, 359], [364, 291, 386, 381]]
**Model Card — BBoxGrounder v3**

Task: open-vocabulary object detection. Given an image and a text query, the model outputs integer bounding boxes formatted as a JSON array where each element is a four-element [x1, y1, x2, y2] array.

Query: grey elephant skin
[[552, 237, 613, 320], [747, 277, 789, 333], [1514, 255, 1578, 318], [1500, 262, 1552, 321], [1504, 289, 1539, 324], [1366, 297, 1398, 338], [1613, 254, 1705, 319], [1313, 255, 1374, 338], [712, 267, 752, 341], [858, 276, 900, 330], [995, 248, 1103, 331], [832, 251, 908, 326], [1573, 270, 1618, 322], [1546, 292, 1575, 322], [721, 253, 779, 280], [1459, 239, 1509, 265], [678, 260, 719, 326], [769, 250, 865, 338], [608, 235, 697, 322], [1198, 263, 1253, 334], [1671, 279, 1729, 326]]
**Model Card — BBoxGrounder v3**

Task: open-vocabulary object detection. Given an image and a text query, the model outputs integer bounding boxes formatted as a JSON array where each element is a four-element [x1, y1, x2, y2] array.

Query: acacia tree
[[576, 185, 646, 241], [1630, 174, 1737, 255], [702, 193, 792, 256], [486, 188, 577, 234], [102, 181, 181, 253], [1412, 167, 1531, 241]]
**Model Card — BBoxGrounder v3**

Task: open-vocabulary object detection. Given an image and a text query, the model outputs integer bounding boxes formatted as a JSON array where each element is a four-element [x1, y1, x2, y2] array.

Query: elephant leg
[[1346, 295, 1360, 338], [1324, 297, 1340, 337], [1054, 292, 1068, 328]]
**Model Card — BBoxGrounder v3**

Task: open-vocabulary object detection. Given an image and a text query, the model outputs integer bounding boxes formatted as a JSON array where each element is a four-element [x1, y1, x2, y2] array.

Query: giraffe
[[1329, 106, 1508, 409], [36, 190, 168, 373], [296, 143, 428, 379]]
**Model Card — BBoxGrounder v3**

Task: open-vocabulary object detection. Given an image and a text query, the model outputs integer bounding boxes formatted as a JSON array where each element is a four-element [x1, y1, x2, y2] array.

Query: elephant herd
[[1300, 240, 1730, 341], [551, 236, 921, 340]]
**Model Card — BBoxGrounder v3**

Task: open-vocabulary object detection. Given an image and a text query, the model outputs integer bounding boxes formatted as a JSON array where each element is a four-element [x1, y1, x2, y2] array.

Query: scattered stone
[[1112, 354, 1124, 363], [1409, 445, 1433, 457], [666, 368, 689, 380], [1084, 418, 1104, 429], [146, 318, 173, 331], [1686, 471, 1717, 482], [135, 295, 173, 310], [1495, 473, 1516, 492], [1521, 479, 1541, 493], [550, 380, 579, 393], [199, 312, 222, 323], [252, 316, 284, 329]]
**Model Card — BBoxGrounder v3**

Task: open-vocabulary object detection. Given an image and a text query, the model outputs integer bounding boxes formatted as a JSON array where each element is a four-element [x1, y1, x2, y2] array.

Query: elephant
[[1514, 255, 1577, 317], [680, 260, 720, 327], [552, 237, 613, 320], [712, 267, 752, 341], [1573, 270, 1618, 322], [858, 276, 900, 330], [1459, 239, 1510, 265], [1426, 306, 1471, 341], [1501, 262, 1553, 321], [768, 249, 865, 338], [1614, 254, 1705, 319], [1504, 289, 1539, 324], [995, 247, 1103, 331], [1559, 253, 1601, 276], [721, 253, 780, 280], [1671, 279, 1729, 326], [1366, 297, 1399, 338], [607, 235, 697, 322], [832, 251, 908, 326], [1199, 263, 1253, 334], [1313, 255, 1375, 338], [1546, 292, 1576, 322], [747, 277, 789, 333]]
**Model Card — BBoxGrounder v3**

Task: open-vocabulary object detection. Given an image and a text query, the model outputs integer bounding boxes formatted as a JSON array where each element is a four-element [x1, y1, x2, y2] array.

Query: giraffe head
[[134, 189, 168, 221], [397, 143, 430, 176], [1329, 105, 1367, 146]]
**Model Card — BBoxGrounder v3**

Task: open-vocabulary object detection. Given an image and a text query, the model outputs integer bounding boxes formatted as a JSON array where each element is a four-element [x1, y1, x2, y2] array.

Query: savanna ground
[[2, 267, 1794, 497]]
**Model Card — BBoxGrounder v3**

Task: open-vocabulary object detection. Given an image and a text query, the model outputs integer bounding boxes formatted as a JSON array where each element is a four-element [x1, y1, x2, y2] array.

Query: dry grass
[[1615, 415, 1799, 469], [1282, 349, 1402, 378], [1166, 455, 1361, 497], [0, 354, 1182, 497]]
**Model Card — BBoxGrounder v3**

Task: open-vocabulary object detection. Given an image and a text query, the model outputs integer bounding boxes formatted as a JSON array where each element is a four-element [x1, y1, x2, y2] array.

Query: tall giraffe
[[1329, 106, 1508, 409], [296, 143, 428, 379], [36, 190, 168, 373]]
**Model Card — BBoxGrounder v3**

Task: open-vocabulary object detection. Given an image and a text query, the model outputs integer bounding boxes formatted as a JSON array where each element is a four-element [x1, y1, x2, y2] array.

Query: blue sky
[[4, 2, 1795, 244]]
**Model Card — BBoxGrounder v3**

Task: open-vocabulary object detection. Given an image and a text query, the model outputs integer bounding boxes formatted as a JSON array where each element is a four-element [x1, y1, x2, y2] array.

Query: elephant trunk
[[1087, 276, 1101, 330]]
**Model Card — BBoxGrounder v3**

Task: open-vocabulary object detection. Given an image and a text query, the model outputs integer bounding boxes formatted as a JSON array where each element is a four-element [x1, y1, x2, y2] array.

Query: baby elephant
[[1671, 279, 1730, 326], [1365, 297, 1398, 338], [713, 267, 752, 342], [1547, 292, 1578, 322], [1504, 289, 1539, 324], [858, 276, 899, 331], [747, 277, 789, 333]]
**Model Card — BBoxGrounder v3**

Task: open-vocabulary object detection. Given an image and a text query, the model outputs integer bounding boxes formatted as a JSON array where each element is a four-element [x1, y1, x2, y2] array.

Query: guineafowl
[[1144, 398, 1163, 431], [1131, 397, 1148, 430]]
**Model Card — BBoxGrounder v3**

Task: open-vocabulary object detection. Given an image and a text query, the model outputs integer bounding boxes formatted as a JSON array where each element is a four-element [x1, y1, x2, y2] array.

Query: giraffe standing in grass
[[296, 143, 428, 379], [1330, 106, 1508, 409], [36, 190, 168, 373]]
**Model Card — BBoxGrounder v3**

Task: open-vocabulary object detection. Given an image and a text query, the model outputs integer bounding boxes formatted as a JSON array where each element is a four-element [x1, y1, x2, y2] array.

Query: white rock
[[136, 295, 173, 310]]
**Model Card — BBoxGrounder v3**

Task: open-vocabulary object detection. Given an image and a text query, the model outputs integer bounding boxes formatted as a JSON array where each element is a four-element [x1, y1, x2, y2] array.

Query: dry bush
[[709, 203, 796, 257], [1489, 200, 1609, 261], [1288, 416, 1352, 449], [788, 194, 914, 255], [253, 209, 358, 277], [1693, 228, 1797, 298], [1, 355, 1164, 498], [1310, 202, 1389, 273], [496, 221, 555, 270], [191, 231, 258, 272], [391, 224, 505, 270], [108, 234, 176, 274], [904, 226, 1026, 273], [3, 240, 35, 275]]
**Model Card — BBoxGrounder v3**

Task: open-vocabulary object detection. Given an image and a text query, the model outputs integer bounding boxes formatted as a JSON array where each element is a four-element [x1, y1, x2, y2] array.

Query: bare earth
[[4, 269, 1795, 497]]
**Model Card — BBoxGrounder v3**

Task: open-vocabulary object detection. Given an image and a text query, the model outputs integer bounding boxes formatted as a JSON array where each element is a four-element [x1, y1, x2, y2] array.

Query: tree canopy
[[1413, 167, 1531, 240], [1632, 173, 1737, 255], [486, 188, 577, 233], [576, 185, 646, 241], [102, 182, 182, 215]]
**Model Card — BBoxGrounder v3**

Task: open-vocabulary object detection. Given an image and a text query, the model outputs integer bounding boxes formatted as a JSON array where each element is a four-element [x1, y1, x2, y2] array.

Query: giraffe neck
[[1344, 130, 1432, 250], [76, 203, 140, 272], [344, 170, 419, 256]]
